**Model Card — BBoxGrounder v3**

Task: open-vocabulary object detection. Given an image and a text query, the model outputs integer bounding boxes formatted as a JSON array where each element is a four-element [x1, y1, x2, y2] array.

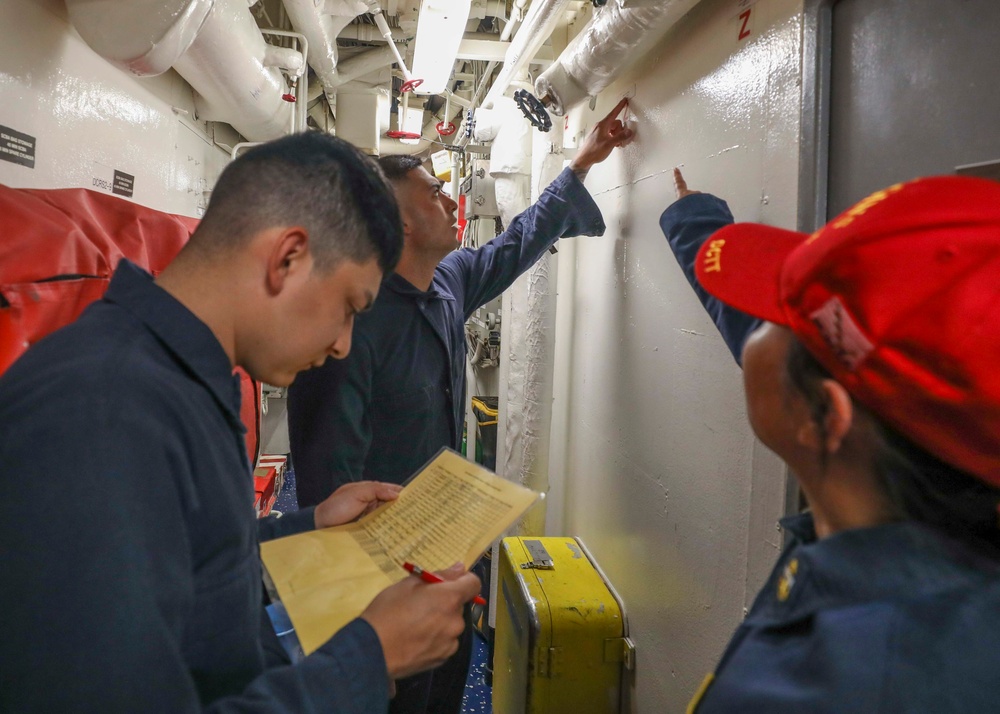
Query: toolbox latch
[[520, 539, 555, 570], [604, 637, 637, 671]]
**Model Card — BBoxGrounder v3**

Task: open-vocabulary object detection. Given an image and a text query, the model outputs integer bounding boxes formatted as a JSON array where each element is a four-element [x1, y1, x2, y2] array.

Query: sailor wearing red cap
[[661, 169, 1000, 713]]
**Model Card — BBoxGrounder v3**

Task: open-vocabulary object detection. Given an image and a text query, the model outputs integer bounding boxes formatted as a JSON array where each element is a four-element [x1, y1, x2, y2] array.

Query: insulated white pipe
[[173, 0, 294, 141], [496, 110, 562, 537], [481, 0, 571, 110], [263, 46, 305, 77], [535, 0, 703, 115], [282, 0, 365, 96], [65, 0, 214, 77], [68, 0, 295, 141], [261, 29, 309, 133]]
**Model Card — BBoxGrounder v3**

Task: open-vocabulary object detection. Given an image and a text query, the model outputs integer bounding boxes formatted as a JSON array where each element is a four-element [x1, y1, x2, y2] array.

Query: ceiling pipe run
[[535, 0, 703, 115]]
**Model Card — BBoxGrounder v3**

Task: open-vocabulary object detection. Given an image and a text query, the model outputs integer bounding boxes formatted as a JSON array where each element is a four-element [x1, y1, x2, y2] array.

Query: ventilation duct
[[535, 0, 703, 115]]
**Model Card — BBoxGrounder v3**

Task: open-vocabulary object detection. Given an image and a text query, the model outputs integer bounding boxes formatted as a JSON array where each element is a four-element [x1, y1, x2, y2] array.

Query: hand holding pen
[[404, 562, 487, 606], [361, 564, 481, 680]]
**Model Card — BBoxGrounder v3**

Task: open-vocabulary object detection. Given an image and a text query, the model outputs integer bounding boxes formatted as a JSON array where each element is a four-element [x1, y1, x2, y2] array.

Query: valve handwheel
[[386, 130, 423, 140], [513, 89, 552, 132], [400, 78, 424, 93], [436, 121, 457, 136]]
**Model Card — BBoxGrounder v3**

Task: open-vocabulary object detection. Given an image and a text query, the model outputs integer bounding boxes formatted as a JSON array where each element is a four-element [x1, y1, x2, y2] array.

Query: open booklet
[[260, 447, 540, 655]]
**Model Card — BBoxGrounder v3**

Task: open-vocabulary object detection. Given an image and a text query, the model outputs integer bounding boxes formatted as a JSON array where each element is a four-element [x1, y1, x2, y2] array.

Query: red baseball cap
[[695, 176, 1000, 486]]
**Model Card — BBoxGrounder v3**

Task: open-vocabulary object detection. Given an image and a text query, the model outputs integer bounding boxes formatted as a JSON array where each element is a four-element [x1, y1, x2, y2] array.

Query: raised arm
[[443, 99, 634, 315], [570, 97, 635, 175], [659, 168, 761, 365]]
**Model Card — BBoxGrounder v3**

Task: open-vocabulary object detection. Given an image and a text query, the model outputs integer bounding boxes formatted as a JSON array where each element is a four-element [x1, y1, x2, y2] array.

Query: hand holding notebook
[[261, 448, 539, 654]]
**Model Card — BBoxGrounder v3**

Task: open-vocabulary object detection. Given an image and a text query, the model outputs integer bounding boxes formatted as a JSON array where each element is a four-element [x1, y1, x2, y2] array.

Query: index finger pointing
[[673, 167, 688, 195], [601, 97, 629, 124]]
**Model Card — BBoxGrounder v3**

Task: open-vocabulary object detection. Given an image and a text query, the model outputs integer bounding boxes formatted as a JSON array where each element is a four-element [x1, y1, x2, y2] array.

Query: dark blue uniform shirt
[[695, 512, 1000, 713], [659, 193, 762, 364], [289, 167, 606, 503], [661, 194, 1000, 712], [0, 260, 388, 713]]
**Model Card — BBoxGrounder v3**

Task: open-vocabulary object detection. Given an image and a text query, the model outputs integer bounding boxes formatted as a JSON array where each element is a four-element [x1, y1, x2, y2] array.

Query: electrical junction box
[[463, 158, 500, 218], [494, 536, 634, 714]]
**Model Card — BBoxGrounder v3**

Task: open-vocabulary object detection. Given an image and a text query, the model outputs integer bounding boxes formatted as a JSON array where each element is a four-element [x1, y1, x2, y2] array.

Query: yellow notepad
[[260, 448, 540, 655]]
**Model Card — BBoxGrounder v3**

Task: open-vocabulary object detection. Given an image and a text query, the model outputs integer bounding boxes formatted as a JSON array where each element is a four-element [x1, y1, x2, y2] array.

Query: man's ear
[[399, 208, 414, 239], [264, 226, 310, 296], [795, 379, 854, 455]]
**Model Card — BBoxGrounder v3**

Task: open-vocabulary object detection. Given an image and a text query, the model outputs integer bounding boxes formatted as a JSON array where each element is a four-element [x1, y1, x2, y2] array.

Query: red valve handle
[[436, 121, 457, 136], [281, 93, 296, 103], [386, 130, 423, 140], [400, 78, 424, 93]]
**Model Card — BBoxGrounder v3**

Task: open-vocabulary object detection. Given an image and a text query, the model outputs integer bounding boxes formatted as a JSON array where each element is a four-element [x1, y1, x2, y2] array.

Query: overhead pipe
[[480, 0, 571, 111], [173, 0, 295, 140], [281, 0, 369, 99], [535, 0, 703, 115], [67, 0, 298, 141], [261, 29, 309, 133], [338, 27, 498, 44], [65, 0, 215, 77]]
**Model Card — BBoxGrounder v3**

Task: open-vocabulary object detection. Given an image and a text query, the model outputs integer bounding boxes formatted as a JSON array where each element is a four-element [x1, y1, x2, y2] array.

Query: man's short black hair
[[377, 154, 425, 182], [194, 132, 403, 273]]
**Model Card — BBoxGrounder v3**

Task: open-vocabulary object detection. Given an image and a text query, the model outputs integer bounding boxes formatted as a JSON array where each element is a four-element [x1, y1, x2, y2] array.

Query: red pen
[[402, 561, 487, 606]]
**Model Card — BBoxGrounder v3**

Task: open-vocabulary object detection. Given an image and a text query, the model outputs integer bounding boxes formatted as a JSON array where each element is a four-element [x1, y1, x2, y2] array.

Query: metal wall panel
[[806, 0, 1000, 220], [551, 0, 801, 709], [0, 0, 229, 216]]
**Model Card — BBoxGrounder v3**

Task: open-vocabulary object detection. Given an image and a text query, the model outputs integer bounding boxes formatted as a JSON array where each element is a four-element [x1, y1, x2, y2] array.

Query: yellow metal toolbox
[[493, 536, 634, 714]]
